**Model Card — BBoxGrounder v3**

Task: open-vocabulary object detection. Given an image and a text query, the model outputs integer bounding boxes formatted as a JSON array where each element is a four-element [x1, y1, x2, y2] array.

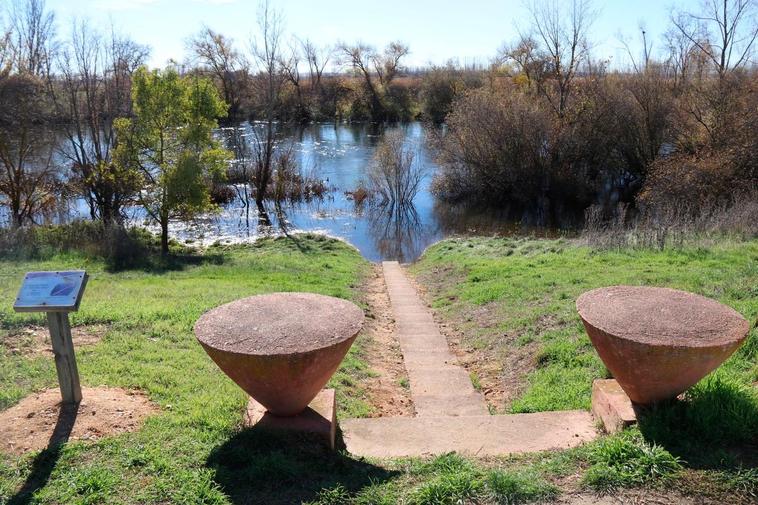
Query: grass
[[2, 231, 757, 503], [411, 237, 757, 413], [582, 430, 682, 493], [411, 236, 758, 496], [0, 233, 385, 504], [0, 232, 578, 504]]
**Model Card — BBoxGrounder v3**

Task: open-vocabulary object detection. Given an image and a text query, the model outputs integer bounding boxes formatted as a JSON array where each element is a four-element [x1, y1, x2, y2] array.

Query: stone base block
[[591, 379, 638, 434], [244, 389, 336, 449]]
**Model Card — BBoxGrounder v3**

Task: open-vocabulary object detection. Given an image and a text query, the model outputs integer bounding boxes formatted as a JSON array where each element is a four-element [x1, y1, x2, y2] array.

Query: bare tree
[[367, 130, 426, 206], [502, 35, 548, 87], [618, 24, 655, 73], [339, 40, 410, 120], [672, 0, 757, 79], [188, 26, 247, 119], [669, 1, 757, 146], [300, 38, 332, 93], [523, 0, 596, 117], [664, 25, 697, 89], [0, 22, 13, 76], [49, 20, 148, 223], [0, 73, 57, 227], [375, 41, 409, 86], [6, 0, 56, 77], [339, 42, 383, 117], [249, 0, 286, 208], [280, 38, 307, 119], [105, 26, 149, 118]]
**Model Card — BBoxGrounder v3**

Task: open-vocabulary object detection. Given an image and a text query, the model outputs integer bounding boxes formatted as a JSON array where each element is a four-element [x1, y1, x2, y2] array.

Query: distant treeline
[[430, 0, 758, 227], [0, 0, 756, 239]]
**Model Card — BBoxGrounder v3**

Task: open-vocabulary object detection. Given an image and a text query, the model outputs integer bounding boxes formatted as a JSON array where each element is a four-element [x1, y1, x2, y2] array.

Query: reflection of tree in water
[[368, 201, 428, 263], [234, 199, 296, 240], [432, 201, 571, 239]]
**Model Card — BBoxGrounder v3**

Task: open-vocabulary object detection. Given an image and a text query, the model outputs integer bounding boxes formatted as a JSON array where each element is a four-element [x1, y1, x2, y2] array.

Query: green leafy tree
[[114, 66, 230, 254]]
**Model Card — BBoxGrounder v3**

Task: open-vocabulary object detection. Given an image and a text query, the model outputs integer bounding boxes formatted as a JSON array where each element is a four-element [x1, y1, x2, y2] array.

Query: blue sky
[[45, 0, 696, 69]]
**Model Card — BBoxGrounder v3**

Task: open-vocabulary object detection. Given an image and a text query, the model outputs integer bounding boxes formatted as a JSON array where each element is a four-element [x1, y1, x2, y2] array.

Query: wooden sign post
[[13, 271, 89, 404]]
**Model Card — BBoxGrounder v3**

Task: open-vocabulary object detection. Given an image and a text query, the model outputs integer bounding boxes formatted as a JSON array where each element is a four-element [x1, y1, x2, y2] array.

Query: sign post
[[13, 271, 88, 404]]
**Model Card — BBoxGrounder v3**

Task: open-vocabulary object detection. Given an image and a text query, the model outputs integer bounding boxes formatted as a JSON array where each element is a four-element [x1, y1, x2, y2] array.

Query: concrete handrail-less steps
[[341, 262, 597, 457]]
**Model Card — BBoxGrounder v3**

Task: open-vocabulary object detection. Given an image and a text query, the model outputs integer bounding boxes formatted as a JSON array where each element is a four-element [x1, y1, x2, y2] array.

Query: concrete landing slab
[[244, 389, 336, 449], [591, 379, 638, 434], [342, 411, 597, 457]]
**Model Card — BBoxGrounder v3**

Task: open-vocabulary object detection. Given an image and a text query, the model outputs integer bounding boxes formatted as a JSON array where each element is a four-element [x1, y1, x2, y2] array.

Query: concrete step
[[341, 411, 598, 458], [402, 350, 458, 367], [413, 392, 490, 417], [396, 333, 450, 349], [408, 367, 478, 395], [397, 321, 442, 334]]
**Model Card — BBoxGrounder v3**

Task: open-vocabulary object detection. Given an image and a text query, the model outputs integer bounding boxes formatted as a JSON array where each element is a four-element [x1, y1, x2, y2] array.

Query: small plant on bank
[[309, 484, 351, 505], [718, 467, 758, 500], [583, 430, 682, 492], [410, 471, 483, 505], [469, 371, 482, 391]]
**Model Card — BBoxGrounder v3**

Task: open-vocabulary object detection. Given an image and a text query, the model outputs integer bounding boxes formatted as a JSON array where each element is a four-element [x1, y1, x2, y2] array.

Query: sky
[[42, 0, 697, 70]]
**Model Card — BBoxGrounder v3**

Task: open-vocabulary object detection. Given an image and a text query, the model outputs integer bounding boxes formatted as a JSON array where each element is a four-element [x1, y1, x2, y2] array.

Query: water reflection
[[3, 122, 570, 261], [367, 202, 430, 263]]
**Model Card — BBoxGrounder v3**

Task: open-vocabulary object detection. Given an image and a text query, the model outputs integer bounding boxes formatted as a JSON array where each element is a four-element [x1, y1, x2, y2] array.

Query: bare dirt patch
[[408, 265, 537, 412], [557, 490, 721, 504], [0, 387, 157, 455], [357, 264, 414, 417], [2, 324, 107, 357]]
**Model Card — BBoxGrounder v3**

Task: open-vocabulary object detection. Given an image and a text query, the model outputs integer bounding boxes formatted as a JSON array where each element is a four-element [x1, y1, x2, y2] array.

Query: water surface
[[2, 122, 557, 262]]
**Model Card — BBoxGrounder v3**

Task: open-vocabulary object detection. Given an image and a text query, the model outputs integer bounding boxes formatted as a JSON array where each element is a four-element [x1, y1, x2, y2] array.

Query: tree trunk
[[11, 200, 22, 228], [160, 218, 169, 256]]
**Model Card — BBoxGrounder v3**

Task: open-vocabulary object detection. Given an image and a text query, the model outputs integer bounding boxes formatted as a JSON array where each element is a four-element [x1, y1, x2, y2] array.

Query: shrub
[[0, 221, 179, 270], [419, 64, 483, 123], [366, 131, 426, 206]]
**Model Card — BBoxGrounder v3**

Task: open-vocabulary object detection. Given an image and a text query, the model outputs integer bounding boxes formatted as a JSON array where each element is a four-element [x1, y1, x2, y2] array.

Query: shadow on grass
[[637, 375, 758, 469], [7, 402, 78, 505], [105, 251, 226, 275], [206, 427, 399, 504]]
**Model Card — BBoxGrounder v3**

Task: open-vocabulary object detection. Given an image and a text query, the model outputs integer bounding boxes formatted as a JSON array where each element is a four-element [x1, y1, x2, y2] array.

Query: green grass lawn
[[0, 234, 588, 505], [0, 234, 384, 504], [1, 233, 756, 504], [411, 236, 758, 496]]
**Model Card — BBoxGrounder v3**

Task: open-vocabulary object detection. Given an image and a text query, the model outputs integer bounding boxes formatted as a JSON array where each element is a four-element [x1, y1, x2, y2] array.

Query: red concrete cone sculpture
[[195, 293, 364, 416], [577, 286, 749, 405]]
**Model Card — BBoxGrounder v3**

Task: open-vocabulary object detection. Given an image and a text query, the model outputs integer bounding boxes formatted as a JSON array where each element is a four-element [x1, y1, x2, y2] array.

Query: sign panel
[[13, 271, 88, 313]]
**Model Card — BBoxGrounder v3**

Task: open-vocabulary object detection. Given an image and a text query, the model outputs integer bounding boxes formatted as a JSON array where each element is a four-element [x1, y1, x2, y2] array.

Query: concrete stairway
[[381, 261, 489, 417], [340, 261, 597, 458]]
